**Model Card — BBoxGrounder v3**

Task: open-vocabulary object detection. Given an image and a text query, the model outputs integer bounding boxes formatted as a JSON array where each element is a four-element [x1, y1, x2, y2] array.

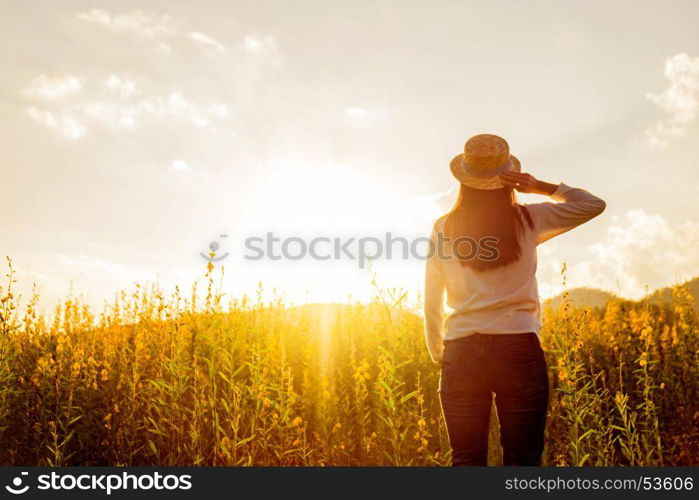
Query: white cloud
[[646, 53, 699, 146], [189, 31, 225, 52], [81, 92, 230, 130], [26, 107, 86, 139], [563, 209, 699, 298], [170, 160, 189, 171], [81, 100, 138, 129], [24, 73, 231, 138], [22, 74, 82, 100], [76, 9, 112, 27], [77, 9, 174, 38], [244, 35, 278, 55], [104, 74, 138, 98], [77, 10, 231, 55], [77, 10, 280, 64]]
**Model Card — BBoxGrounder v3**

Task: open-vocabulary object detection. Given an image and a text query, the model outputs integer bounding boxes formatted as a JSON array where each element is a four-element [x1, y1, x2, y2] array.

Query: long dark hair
[[441, 185, 533, 271]]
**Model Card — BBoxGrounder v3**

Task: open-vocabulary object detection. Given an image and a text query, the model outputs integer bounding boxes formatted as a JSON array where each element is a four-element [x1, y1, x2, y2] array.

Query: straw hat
[[450, 134, 520, 190]]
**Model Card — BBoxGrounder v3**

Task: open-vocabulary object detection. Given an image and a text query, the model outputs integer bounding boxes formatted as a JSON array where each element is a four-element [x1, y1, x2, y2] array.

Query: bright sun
[[229, 161, 447, 304]]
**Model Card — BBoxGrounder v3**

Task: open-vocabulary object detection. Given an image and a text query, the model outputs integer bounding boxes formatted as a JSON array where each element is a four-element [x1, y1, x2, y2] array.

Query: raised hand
[[501, 171, 557, 195]]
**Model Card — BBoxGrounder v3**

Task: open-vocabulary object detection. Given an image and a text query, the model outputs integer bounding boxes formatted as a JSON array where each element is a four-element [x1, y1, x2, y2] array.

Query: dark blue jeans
[[439, 332, 549, 466]]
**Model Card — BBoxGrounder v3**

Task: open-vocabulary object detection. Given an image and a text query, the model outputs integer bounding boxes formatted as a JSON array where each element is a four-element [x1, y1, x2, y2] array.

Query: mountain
[[546, 287, 618, 310], [645, 277, 699, 309], [546, 277, 699, 311]]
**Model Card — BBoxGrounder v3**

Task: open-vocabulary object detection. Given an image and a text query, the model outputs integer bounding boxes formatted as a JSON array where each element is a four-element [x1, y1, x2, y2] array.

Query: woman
[[424, 134, 606, 466]]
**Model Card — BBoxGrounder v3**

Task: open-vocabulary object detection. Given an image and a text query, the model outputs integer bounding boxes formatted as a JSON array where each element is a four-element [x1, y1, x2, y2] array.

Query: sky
[[1, 0, 698, 311]]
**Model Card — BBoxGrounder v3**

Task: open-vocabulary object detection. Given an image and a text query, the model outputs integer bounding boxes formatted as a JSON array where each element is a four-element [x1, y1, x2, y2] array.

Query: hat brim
[[450, 154, 521, 190]]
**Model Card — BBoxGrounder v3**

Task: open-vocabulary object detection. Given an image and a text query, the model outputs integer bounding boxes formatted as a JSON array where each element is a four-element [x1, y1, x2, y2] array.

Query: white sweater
[[423, 183, 606, 363]]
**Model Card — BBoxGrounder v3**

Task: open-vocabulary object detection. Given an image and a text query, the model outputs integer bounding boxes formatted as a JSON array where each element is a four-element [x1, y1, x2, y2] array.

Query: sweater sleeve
[[424, 227, 446, 363], [527, 183, 606, 245]]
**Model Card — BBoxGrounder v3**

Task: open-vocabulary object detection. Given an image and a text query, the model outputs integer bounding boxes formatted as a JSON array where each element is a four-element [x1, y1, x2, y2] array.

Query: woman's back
[[424, 183, 606, 363], [435, 213, 540, 337]]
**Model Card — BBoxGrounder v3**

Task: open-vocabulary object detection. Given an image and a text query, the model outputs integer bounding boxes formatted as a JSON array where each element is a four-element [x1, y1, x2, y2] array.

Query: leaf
[[148, 440, 158, 456]]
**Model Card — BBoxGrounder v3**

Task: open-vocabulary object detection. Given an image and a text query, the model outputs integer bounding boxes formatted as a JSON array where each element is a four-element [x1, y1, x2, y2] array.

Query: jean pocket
[[438, 344, 479, 398], [439, 362, 463, 397], [440, 343, 464, 367], [498, 344, 548, 396]]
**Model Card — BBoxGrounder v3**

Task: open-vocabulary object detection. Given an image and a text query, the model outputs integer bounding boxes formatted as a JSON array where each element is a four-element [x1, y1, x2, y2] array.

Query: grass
[[0, 257, 697, 466]]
